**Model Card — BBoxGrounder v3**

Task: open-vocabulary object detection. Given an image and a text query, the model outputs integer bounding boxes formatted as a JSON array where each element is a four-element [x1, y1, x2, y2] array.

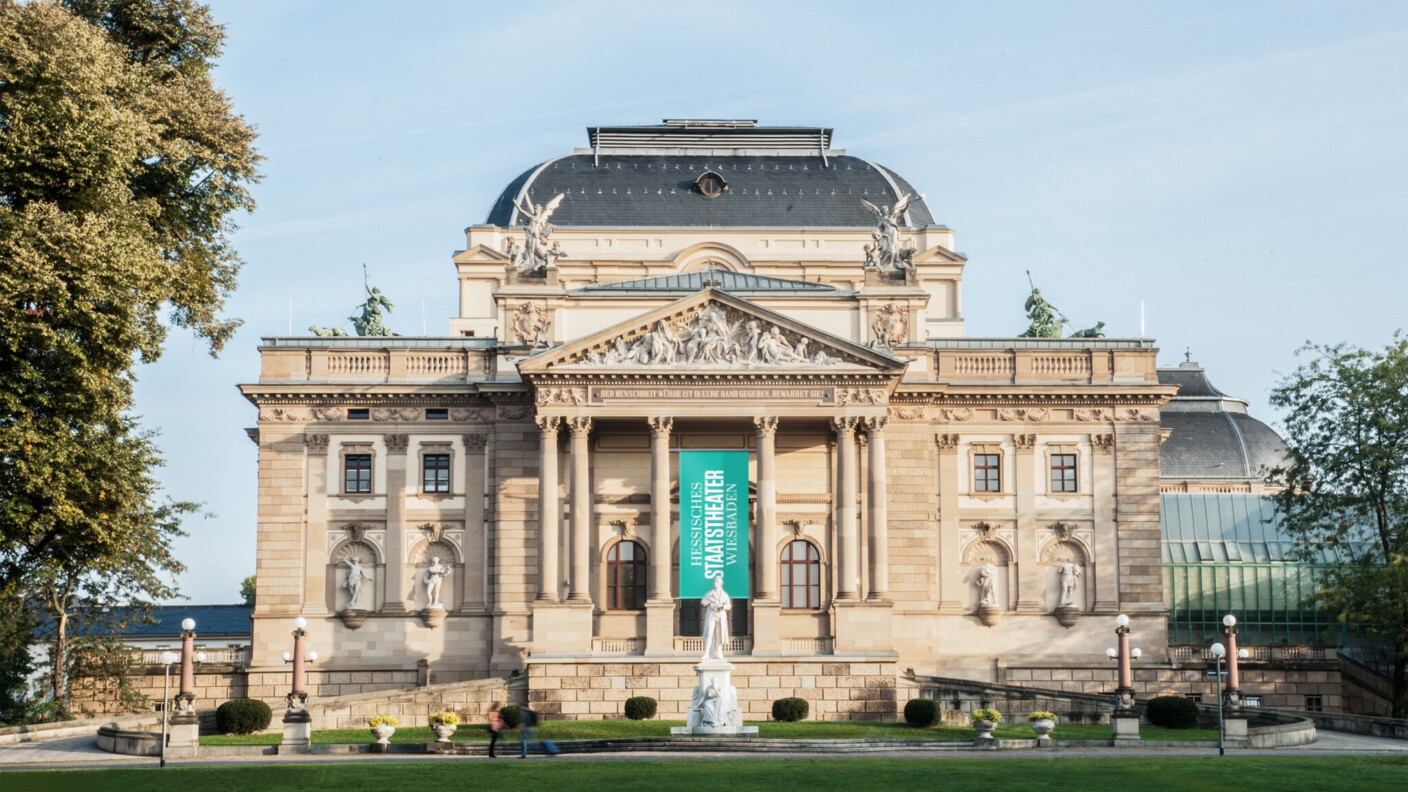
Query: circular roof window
[[695, 171, 726, 198]]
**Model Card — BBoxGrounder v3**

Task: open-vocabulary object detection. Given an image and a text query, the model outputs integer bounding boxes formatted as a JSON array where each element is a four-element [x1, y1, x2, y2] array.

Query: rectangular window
[[344, 454, 372, 493], [1050, 453, 1078, 493], [1185, 694, 1202, 704], [1304, 695, 1323, 712], [422, 454, 451, 493], [974, 453, 1001, 492], [1244, 696, 1262, 708], [348, 408, 370, 420], [426, 408, 448, 420]]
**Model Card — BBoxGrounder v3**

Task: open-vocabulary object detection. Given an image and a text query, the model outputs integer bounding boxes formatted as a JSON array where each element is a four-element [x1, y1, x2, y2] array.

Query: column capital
[[304, 433, 330, 454], [568, 416, 593, 435], [463, 433, 488, 453], [385, 434, 409, 454], [1092, 433, 1115, 453], [647, 416, 673, 436], [1013, 433, 1037, 452], [535, 415, 562, 434], [753, 416, 779, 438], [935, 433, 960, 451], [831, 416, 861, 434], [863, 416, 888, 434]]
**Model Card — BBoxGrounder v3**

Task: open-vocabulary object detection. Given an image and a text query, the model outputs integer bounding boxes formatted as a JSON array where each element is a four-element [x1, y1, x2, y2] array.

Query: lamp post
[[280, 617, 318, 749], [167, 617, 204, 757], [1220, 614, 1251, 746], [1210, 640, 1226, 755], [1107, 614, 1142, 741], [158, 651, 178, 768]]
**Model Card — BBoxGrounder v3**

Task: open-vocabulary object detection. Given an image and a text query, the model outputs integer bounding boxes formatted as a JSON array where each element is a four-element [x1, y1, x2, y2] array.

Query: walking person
[[487, 702, 504, 758], [518, 706, 560, 757]]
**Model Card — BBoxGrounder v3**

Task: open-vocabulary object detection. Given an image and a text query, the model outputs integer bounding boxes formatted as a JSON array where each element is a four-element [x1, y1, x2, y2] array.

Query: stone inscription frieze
[[590, 386, 840, 402]]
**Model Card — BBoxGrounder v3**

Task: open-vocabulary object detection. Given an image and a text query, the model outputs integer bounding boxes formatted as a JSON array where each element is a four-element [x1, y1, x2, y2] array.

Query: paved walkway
[[1, 730, 1404, 770]]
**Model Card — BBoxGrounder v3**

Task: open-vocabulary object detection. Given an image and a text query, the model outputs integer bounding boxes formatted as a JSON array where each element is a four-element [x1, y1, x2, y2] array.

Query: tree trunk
[[50, 611, 67, 716], [1393, 640, 1407, 720]]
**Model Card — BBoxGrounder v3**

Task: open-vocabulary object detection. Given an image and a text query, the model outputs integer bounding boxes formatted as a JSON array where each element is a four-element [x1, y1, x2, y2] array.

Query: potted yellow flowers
[[369, 714, 398, 749], [429, 710, 460, 742]]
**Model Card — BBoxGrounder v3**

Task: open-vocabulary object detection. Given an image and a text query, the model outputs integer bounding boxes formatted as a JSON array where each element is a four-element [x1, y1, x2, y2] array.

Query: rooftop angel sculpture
[[510, 193, 567, 274], [861, 193, 917, 272]]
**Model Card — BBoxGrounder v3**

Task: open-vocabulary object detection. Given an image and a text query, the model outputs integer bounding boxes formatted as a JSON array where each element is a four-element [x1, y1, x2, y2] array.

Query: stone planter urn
[[1030, 719, 1055, 739], [371, 724, 395, 746], [431, 723, 457, 742], [338, 609, 368, 630], [974, 719, 998, 738]]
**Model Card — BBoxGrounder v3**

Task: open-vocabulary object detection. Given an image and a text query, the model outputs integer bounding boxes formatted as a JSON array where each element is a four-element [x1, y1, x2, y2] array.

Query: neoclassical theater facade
[[242, 121, 1202, 720]]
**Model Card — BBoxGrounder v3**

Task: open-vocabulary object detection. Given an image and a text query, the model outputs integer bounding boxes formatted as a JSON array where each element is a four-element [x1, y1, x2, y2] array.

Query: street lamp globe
[[1238, 648, 1249, 659], [1115, 614, 1130, 628], [195, 652, 207, 663], [1106, 648, 1117, 659], [293, 617, 308, 630], [159, 651, 178, 665], [1131, 648, 1142, 659], [282, 651, 292, 662], [1210, 642, 1226, 658], [306, 651, 318, 663], [181, 618, 196, 631], [1222, 614, 1237, 628]]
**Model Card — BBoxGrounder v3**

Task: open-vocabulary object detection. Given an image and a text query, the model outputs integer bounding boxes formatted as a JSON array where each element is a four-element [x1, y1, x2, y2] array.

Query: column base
[[644, 599, 676, 656], [168, 720, 200, 752], [531, 601, 593, 654], [1112, 715, 1141, 742], [833, 599, 892, 653], [1224, 716, 1248, 742], [281, 714, 312, 748]]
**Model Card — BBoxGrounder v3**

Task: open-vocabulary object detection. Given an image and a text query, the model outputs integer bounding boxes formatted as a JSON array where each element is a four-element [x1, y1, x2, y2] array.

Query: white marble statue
[[861, 192, 917, 272], [1059, 561, 1082, 608], [422, 556, 451, 609], [700, 575, 732, 662], [343, 558, 373, 611], [697, 680, 727, 726], [978, 563, 998, 606], [582, 304, 838, 368], [510, 193, 566, 273]]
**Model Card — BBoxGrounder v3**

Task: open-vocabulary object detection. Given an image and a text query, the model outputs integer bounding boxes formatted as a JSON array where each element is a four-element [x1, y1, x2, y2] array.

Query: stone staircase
[[278, 676, 512, 731]]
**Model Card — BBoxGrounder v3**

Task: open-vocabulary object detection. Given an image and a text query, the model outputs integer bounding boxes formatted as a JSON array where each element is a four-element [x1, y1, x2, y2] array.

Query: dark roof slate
[[1158, 362, 1289, 481], [485, 155, 936, 228]]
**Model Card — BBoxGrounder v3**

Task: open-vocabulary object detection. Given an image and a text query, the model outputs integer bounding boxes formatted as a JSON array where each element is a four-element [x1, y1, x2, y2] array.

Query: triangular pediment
[[517, 289, 906, 376]]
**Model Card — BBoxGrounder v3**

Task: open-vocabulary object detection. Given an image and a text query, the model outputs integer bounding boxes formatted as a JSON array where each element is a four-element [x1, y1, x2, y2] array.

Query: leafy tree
[[0, 589, 35, 725], [240, 574, 255, 606], [1269, 333, 1408, 717]]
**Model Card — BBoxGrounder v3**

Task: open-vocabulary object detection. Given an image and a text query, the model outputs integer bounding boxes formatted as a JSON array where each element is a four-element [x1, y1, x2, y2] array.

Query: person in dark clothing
[[519, 706, 559, 757]]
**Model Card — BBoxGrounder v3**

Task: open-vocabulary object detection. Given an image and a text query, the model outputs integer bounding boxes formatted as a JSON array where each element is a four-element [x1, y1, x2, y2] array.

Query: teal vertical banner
[[678, 450, 750, 599]]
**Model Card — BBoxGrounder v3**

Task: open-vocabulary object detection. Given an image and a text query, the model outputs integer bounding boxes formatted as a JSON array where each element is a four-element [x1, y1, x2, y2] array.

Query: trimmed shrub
[[771, 697, 809, 722], [903, 698, 940, 727], [624, 696, 658, 720], [215, 698, 272, 735], [499, 704, 522, 729], [1146, 695, 1199, 729]]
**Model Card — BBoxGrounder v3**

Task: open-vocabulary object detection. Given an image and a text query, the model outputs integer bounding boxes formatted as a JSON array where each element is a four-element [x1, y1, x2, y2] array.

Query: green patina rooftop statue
[[1020, 271, 1104, 338], [350, 263, 398, 337]]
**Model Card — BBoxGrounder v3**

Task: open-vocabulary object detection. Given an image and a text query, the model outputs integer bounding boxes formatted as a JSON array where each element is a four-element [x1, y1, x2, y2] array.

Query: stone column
[[754, 416, 779, 599], [303, 434, 331, 612], [1013, 433, 1041, 613], [1091, 433, 1118, 612], [865, 417, 889, 600], [169, 625, 199, 752], [384, 434, 410, 612], [645, 416, 674, 655], [462, 434, 489, 610], [834, 417, 860, 601], [535, 416, 562, 603], [567, 417, 593, 603], [648, 417, 673, 600], [936, 433, 963, 612]]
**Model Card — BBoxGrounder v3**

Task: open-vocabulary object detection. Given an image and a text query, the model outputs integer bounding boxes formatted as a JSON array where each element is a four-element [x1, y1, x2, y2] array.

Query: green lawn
[[199, 719, 1218, 745], [9, 757, 1406, 792]]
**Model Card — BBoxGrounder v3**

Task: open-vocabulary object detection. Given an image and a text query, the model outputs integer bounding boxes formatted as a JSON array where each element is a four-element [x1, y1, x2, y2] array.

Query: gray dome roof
[[484, 122, 935, 229], [1158, 361, 1288, 481]]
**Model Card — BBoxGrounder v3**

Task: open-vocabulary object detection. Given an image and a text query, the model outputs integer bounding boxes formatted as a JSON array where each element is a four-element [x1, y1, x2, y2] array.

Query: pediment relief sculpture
[[579, 303, 844, 368]]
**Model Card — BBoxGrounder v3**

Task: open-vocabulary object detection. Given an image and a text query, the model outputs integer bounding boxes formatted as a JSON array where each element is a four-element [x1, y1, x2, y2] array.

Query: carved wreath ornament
[[581, 304, 842, 368]]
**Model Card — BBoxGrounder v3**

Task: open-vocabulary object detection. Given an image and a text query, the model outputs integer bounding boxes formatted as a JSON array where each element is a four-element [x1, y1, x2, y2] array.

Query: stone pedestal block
[[281, 714, 312, 750], [1112, 715, 1140, 742], [671, 659, 758, 737], [644, 600, 676, 656], [1224, 715, 1248, 743], [833, 600, 892, 653], [749, 600, 781, 654], [531, 602, 593, 654], [168, 718, 200, 753]]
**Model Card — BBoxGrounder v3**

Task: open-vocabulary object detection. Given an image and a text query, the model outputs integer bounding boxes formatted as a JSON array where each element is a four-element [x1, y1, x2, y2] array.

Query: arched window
[[606, 541, 647, 610], [781, 540, 821, 610]]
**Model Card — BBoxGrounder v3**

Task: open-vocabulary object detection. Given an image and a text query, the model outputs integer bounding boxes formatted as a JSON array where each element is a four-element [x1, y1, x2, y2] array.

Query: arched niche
[[962, 540, 1011, 612], [410, 539, 461, 612], [327, 538, 384, 613], [1040, 539, 1090, 613], [671, 241, 751, 273]]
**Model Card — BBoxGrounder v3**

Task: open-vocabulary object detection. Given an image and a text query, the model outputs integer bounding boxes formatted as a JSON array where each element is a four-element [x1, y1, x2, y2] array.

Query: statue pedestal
[[281, 711, 312, 751], [670, 659, 757, 737]]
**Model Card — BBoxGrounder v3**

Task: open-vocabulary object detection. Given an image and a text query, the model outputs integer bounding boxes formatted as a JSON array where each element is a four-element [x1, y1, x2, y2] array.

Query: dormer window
[[695, 171, 726, 198]]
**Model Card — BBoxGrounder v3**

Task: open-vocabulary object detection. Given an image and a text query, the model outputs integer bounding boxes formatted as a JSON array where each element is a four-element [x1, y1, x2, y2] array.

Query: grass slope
[[8, 757, 1406, 792], [200, 720, 1218, 745]]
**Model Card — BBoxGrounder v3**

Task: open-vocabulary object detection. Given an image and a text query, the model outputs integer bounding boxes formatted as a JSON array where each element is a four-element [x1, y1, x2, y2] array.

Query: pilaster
[[383, 433, 410, 613], [936, 433, 963, 613], [463, 433, 489, 611], [302, 434, 330, 613], [1013, 433, 1040, 613], [1091, 432, 1118, 612]]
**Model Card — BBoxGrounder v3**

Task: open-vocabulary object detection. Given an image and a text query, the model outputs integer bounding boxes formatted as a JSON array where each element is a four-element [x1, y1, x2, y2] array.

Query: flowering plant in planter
[[428, 711, 460, 727], [368, 715, 399, 729], [970, 707, 1002, 725], [1027, 711, 1057, 723]]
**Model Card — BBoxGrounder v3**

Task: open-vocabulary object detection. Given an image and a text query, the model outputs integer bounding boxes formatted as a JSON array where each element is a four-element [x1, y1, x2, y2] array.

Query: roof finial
[[1185, 347, 1192, 364]]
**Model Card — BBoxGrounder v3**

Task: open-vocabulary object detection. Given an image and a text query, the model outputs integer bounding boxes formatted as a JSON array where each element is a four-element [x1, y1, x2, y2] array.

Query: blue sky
[[136, 1, 1408, 604]]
